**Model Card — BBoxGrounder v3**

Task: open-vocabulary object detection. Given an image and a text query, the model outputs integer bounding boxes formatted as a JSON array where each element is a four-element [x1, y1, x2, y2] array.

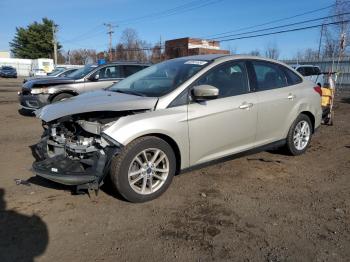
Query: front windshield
[[47, 67, 65, 76], [67, 65, 96, 79], [109, 58, 210, 97]]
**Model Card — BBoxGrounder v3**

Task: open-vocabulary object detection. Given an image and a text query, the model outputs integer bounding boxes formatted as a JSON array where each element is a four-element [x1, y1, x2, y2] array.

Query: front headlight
[[31, 88, 50, 95]]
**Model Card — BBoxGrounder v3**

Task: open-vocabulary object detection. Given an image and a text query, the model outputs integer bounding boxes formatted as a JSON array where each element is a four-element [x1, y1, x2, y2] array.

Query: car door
[[187, 60, 258, 166], [84, 65, 123, 92], [249, 60, 300, 146]]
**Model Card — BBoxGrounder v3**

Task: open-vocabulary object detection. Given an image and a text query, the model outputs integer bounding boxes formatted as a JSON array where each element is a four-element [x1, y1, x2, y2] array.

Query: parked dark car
[[0, 66, 17, 78], [18, 62, 150, 111]]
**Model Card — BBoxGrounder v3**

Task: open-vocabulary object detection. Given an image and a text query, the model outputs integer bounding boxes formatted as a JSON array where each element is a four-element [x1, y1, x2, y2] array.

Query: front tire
[[51, 93, 73, 103], [285, 114, 313, 156], [110, 136, 176, 203]]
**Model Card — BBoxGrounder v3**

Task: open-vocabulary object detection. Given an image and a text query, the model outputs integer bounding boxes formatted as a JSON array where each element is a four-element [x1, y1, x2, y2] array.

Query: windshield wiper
[[113, 89, 146, 97]]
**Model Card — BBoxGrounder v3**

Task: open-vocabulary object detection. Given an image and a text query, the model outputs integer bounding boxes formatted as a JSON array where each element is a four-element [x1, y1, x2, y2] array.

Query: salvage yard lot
[[0, 77, 349, 261]]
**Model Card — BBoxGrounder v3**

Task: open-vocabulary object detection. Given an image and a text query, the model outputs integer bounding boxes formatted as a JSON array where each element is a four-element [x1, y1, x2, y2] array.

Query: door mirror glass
[[192, 85, 219, 101]]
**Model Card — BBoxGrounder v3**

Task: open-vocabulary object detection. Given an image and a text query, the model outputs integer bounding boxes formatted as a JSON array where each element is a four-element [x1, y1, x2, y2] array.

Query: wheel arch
[[49, 90, 78, 102], [138, 133, 182, 176], [299, 111, 315, 132]]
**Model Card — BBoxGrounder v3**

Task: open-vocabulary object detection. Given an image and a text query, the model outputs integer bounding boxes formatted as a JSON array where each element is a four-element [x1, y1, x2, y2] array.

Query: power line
[[61, 25, 105, 44], [115, 0, 206, 24], [219, 19, 350, 42], [200, 4, 336, 39], [113, 0, 225, 25], [60, 0, 224, 46], [60, 28, 106, 44], [210, 12, 350, 41]]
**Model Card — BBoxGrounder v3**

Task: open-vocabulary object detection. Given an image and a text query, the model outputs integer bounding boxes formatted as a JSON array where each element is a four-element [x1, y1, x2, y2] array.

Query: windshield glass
[[47, 67, 66, 76], [67, 65, 97, 79], [109, 58, 209, 97]]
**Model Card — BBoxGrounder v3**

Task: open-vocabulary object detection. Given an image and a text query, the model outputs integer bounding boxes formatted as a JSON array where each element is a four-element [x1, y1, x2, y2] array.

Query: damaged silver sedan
[[32, 55, 322, 202]]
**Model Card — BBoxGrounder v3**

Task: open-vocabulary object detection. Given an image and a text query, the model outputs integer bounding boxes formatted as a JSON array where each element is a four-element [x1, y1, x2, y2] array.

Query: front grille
[[22, 88, 31, 95]]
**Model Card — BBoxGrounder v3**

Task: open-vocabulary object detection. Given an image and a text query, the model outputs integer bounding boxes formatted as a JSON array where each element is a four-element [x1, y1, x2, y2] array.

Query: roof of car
[[290, 64, 319, 68], [174, 54, 229, 61], [106, 61, 152, 66]]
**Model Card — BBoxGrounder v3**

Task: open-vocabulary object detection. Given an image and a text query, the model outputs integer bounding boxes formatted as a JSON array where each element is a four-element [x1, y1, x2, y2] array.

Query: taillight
[[314, 86, 322, 96]]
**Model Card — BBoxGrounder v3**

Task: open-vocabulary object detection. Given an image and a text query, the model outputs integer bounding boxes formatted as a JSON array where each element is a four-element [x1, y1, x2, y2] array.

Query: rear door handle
[[239, 102, 253, 109]]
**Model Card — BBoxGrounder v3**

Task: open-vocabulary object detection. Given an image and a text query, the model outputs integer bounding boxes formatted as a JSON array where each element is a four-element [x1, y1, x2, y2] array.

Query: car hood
[[36, 90, 158, 122], [24, 77, 76, 89], [24, 76, 56, 82]]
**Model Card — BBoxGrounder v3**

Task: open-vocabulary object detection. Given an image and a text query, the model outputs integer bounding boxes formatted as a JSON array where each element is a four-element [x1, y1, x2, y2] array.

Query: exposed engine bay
[[31, 111, 143, 194]]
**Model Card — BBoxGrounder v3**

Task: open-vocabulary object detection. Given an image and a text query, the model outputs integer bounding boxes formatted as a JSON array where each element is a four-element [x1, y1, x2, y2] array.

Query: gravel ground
[[0, 77, 349, 262]]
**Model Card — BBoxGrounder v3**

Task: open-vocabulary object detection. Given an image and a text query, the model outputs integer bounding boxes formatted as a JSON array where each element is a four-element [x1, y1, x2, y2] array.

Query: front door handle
[[287, 93, 296, 100], [239, 102, 253, 110]]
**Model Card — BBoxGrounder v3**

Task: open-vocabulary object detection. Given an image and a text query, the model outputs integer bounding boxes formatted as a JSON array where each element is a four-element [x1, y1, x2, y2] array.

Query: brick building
[[165, 37, 230, 59]]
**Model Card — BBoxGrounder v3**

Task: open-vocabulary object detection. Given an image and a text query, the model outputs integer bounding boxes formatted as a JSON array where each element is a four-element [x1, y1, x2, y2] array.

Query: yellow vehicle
[[321, 75, 335, 125]]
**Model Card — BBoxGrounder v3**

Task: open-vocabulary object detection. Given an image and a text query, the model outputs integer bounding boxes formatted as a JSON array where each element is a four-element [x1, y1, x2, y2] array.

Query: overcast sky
[[0, 0, 333, 58]]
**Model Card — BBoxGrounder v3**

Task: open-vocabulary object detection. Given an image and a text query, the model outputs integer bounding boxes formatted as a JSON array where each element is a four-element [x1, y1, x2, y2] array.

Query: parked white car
[[291, 65, 325, 87]]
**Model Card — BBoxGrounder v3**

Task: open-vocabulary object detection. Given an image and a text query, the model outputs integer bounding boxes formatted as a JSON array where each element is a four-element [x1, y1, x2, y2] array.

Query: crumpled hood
[[36, 90, 158, 122], [24, 77, 76, 89]]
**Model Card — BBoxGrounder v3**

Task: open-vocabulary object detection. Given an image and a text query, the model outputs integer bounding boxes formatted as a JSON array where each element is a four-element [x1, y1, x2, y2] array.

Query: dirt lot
[[0, 77, 349, 262]]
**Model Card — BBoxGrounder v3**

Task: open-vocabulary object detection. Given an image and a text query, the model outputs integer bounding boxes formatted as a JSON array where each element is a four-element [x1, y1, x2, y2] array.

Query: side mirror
[[88, 74, 99, 81], [192, 85, 219, 101]]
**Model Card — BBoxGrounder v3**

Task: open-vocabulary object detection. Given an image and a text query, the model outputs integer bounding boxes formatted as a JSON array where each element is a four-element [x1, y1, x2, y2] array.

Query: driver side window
[[196, 61, 249, 98], [95, 66, 121, 80]]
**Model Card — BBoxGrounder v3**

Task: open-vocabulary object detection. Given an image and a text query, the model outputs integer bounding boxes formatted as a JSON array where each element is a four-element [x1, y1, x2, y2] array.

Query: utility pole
[[104, 23, 117, 61], [159, 35, 162, 61], [52, 24, 58, 65], [317, 24, 324, 59]]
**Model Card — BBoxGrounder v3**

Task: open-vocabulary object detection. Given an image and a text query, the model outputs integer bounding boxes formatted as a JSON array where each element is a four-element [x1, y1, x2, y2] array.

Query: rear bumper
[[18, 92, 50, 110]]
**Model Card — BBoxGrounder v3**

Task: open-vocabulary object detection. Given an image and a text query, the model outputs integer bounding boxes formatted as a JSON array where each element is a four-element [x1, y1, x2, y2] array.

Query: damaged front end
[[31, 111, 126, 193]]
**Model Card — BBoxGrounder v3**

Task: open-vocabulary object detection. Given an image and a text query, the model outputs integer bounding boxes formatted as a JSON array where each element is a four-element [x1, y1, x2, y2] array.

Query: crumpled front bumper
[[31, 139, 119, 187], [32, 155, 102, 185], [18, 92, 50, 111]]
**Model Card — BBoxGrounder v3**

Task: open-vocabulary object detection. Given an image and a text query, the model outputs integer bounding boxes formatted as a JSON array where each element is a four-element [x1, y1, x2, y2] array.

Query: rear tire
[[110, 136, 176, 203], [285, 114, 313, 156], [51, 93, 73, 103]]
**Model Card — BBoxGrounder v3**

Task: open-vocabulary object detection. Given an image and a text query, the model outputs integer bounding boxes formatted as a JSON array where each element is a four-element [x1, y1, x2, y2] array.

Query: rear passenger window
[[252, 61, 288, 91], [281, 66, 303, 85], [123, 65, 144, 77]]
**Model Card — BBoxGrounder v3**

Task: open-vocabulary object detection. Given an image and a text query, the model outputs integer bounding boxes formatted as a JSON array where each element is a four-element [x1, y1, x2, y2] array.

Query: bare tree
[[264, 43, 280, 59], [67, 49, 97, 65], [118, 28, 148, 61], [294, 48, 319, 61], [322, 0, 350, 58], [150, 41, 164, 63], [249, 49, 261, 56]]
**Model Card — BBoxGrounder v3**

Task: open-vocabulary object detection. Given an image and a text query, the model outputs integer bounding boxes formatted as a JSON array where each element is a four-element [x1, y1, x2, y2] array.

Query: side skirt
[[180, 139, 286, 175]]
